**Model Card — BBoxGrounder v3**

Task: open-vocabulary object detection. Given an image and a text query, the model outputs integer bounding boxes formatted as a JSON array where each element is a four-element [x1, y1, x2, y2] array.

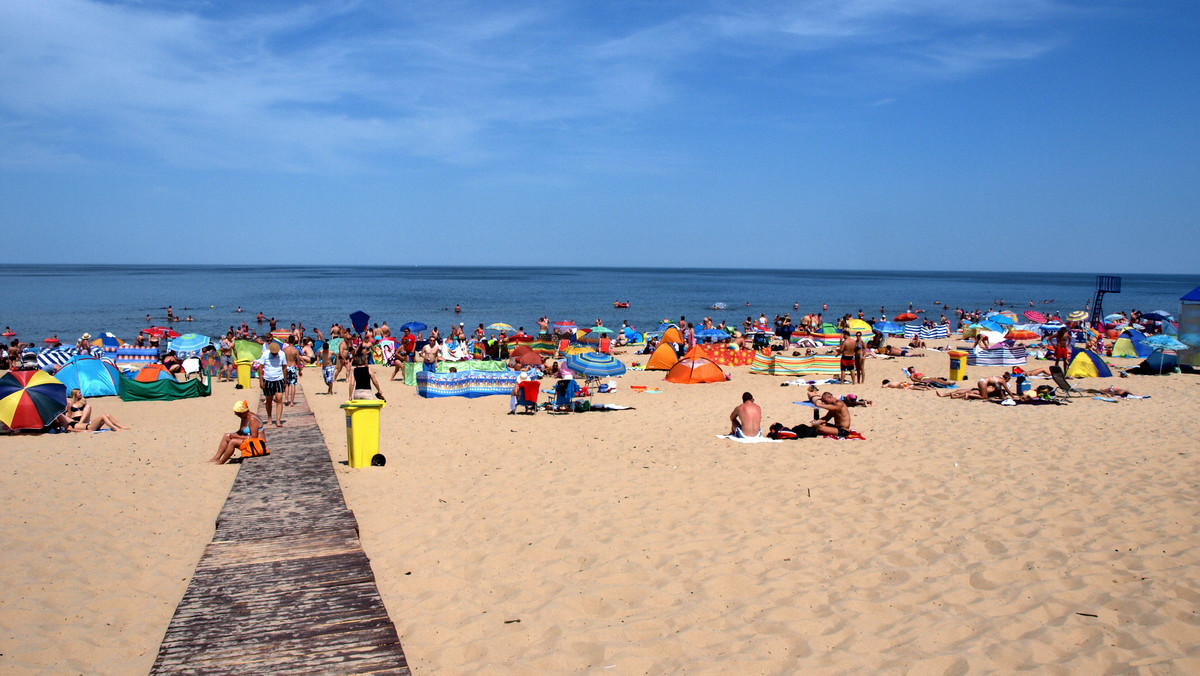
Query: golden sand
[[3, 346, 1200, 674]]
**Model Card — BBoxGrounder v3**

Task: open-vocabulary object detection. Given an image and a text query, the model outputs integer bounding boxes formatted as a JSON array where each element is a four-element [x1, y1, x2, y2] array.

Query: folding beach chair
[[556, 339, 569, 357], [515, 380, 541, 414], [599, 337, 611, 354], [1049, 365, 1082, 398], [553, 378, 582, 412]]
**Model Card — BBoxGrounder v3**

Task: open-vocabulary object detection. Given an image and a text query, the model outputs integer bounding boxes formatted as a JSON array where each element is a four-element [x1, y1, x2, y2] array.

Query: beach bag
[[238, 437, 269, 458]]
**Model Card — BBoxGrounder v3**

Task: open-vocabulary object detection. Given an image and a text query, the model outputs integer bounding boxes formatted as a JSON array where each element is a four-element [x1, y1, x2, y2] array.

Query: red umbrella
[[1023, 310, 1047, 323], [143, 326, 180, 338], [894, 312, 918, 321]]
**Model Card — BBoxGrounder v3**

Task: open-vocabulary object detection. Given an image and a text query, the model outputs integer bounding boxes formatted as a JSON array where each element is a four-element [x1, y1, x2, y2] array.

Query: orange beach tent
[[665, 358, 726, 384], [645, 342, 679, 371], [660, 326, 685, 345]]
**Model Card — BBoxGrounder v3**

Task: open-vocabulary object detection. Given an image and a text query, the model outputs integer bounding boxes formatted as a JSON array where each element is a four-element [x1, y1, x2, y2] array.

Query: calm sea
[[1, 266, 1195, 343]]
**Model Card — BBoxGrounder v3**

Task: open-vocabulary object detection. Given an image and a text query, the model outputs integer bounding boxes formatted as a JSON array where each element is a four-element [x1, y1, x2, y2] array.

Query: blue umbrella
[[400, 321, 426, 333], [168, 333, 211, 357], [1142, 310, 1174, 322], [695, 328, 729, 342], [873, 321, 905, 335], [350, 310, 370, 334], [564, 351, 626, 377], [1143, 334, 1189, 351], [988, 314, 1016, 327], [978, 320, 1004, 333]]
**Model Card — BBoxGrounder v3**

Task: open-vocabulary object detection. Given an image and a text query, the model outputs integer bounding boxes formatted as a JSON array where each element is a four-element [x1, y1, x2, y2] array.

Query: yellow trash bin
[[236, 360, 253, 389], [340, 400, 385, 468], [948, 350, 968, 381]]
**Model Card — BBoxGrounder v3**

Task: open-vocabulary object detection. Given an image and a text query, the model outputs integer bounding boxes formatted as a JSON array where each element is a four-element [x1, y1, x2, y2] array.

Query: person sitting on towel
[[809, 392, 852, 438], [729, 392, 762, 438]]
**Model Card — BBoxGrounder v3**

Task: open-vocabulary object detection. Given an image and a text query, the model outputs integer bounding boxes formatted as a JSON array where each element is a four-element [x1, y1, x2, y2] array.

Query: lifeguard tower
[[1090, 275, 1121, 330]]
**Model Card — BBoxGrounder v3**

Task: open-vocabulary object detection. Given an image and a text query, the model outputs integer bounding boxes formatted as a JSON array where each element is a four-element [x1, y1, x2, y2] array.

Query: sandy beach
[[4, 346, 1200, 674]]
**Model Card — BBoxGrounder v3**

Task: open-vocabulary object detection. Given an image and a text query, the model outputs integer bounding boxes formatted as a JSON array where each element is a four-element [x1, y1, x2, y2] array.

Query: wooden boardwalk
[[151, 385, 409, 675]]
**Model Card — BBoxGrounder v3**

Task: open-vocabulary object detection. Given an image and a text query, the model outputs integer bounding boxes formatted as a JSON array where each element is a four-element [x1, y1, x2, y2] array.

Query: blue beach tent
[[1110, 328, 1151, 359], [54, 355, 122, 397]]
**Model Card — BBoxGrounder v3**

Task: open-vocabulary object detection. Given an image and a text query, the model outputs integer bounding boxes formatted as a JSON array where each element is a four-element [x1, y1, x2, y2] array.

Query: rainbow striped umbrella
[[0, 370, 68, 430]]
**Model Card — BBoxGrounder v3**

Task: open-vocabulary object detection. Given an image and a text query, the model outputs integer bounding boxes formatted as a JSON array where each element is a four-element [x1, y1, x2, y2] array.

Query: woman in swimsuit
[[59, 389, 128, 432], [349, 353, 385, 401], [211, 400, 264, 464]]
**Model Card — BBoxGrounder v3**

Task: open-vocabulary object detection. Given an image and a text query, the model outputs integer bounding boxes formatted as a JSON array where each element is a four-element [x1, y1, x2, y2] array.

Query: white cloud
[[0, 0, 1077, 172]]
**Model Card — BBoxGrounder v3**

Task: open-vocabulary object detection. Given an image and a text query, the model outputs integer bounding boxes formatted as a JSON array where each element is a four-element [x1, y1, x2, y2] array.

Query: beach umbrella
[[400, 321, 427, 333], [553, 321, 578, 331], [695, 328, 729, 341], [1104, 313, 1126, 323], [487, 322, 514, 331], [977, 320, 1004, 333], [564, 351, 626, 378], [511, 345, 536, 359], [1143, 335, 1189, 351], [168, 333, 211, 356], [1066, 311, 1089, 323], [0, 370, 68, 430], [142, 326, 180, 339], [874, 321, 905, 335], [1023, 310, 1047, 323], [587, 326, 614, 335], [91, 332, 124, 348], [988, 314, 1016, 327], [894, 312, 918, 322], [1142, 310, 1174, 322], [514, 351, 543, 367], [846, 319, 872, 334], [349, 310, 370, 334]]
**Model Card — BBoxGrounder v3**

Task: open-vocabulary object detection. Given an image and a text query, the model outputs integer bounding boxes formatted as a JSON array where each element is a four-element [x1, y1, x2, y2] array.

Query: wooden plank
[[150, 385, 409, 674]]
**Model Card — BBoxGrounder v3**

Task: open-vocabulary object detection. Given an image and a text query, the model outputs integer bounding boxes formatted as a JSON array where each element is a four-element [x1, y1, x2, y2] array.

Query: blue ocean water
[[1, 265, 1195, 343]]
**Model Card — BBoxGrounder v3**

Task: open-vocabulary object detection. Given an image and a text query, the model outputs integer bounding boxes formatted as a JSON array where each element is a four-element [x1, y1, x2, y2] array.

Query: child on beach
[[320, 343, 334, 395]]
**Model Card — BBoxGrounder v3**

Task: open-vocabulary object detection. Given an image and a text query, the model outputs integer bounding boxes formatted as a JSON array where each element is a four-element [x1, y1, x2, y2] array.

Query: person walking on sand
[[283, 336, 301, 406], [319, 342, 334, 395], [729, 392, 762, 438], [333, 330, 353, 383], [256, 341, 287, 426]]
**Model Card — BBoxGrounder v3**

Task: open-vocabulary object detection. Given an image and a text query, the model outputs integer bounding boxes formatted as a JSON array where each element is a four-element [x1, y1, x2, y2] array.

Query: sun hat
[[81, 333, 91, 340], [233, 400, 250, 413]]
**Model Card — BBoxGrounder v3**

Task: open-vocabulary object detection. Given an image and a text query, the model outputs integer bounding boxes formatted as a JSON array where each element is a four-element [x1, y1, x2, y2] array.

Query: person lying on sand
[[904, 368, 955, 386], [729, 392, 762, 438], [1083, 385, 1137, 398], [939, 373, 1012, 400], [878, 345, 924, 357], [882, 379, 934, 390]]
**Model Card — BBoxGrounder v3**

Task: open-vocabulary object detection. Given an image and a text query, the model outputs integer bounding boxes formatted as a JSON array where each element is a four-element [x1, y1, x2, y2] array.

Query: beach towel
[[715, 434, 781, 444]]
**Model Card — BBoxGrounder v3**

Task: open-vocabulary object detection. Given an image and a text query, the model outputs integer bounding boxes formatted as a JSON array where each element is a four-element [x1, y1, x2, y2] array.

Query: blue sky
[[1, 0, 1197, 271]]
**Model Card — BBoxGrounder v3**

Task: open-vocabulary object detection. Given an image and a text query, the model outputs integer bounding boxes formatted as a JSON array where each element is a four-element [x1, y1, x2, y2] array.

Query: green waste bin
[[340, 399, 385, 468]]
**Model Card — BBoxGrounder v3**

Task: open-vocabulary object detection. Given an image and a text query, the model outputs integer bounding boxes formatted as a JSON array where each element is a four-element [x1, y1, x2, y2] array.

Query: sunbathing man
[[809, 392, 852, 437], [879, 345, 924, 357], [729, 392, 762, 438]]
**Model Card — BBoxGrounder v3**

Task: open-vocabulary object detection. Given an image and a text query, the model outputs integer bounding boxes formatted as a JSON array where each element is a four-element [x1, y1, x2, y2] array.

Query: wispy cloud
[[0, 0, 1077, 172]]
